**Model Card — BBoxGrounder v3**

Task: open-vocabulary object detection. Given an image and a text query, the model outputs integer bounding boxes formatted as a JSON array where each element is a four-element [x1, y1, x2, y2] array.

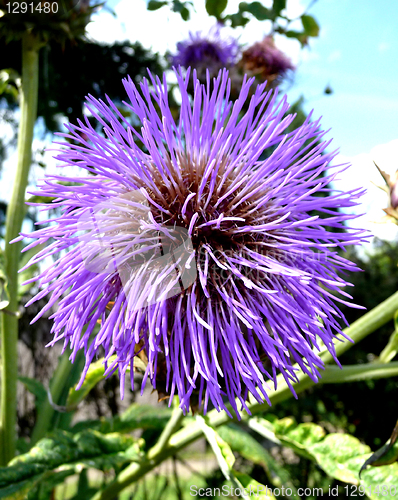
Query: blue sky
[[289, 0, 398, 157]]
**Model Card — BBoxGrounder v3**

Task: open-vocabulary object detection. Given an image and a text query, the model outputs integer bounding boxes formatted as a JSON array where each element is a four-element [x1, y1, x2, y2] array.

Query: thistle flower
[[239, 35, 295, 86], [19, 68, 365, 417], [171, 26, 239, 80]]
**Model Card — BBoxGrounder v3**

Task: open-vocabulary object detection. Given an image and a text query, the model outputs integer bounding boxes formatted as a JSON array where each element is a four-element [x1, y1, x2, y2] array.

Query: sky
[[83, 0, 398, 242]]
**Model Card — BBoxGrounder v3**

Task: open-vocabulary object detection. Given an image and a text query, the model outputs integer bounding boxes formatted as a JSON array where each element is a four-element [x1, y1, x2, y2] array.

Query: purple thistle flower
[[171, 25, 239, 79], [19, 68, 366, 417]]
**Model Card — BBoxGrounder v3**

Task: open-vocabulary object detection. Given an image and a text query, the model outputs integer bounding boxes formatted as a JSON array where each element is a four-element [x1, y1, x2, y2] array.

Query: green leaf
[[309, 433, 370, 484], [147, 0, 168, 11], [196, 416, 235, 483], [218, 424, 297, 493], [272, 0, 286, 16], [233, 471, 276, 500], [66, 355, 146, 410], [273, 417, 325, 460], [285, 29, 309, 46], [0, 430, 143, 499], [0, 248, 10, 311], [301, 14, 320, 37], [18, 377, 47, 408], [239, 1, 273, 20], [225, 12, 250, 27], [171, 0, 191, 20], [205, 0, 228, 18]]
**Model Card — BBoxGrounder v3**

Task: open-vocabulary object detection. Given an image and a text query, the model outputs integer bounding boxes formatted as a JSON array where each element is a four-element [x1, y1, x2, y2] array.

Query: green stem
[[321, 361, 398, 384], [321, 290, 398, 364], [31, 353, 73, 445], [147, 404, 184, 460], [90, 290, 398, 500], [379, 329, 398, 363], [0, 32, 41, 466]]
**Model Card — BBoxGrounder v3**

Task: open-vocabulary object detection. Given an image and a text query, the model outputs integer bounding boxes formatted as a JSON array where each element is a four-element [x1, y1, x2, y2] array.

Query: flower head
[[239, 35, 295, 85], [20, 68, 365, 417], [171, 26, 239, 80]]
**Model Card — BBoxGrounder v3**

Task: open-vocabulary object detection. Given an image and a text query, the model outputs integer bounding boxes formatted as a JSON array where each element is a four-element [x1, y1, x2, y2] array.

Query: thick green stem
[[321, 290, 398, 364], [0, 32, 41, 466], [30, 353, 74, 445], [89, 290, 398, 500], [320, 361, 398, 384]]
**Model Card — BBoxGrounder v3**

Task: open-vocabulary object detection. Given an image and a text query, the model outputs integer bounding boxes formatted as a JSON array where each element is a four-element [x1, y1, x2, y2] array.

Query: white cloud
[[334, 138, 398, 242]]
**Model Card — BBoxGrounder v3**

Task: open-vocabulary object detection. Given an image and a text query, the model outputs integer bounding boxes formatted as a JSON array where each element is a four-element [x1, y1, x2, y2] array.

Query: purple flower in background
[[19, 68, 365, 417], [239, 35, 295, 85], [171, 25, 239, 79]]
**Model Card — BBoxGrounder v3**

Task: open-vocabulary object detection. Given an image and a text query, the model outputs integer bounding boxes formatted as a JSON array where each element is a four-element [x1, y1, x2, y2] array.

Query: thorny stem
[[89, 290, 398, 500], [0, 32, 41, 466]]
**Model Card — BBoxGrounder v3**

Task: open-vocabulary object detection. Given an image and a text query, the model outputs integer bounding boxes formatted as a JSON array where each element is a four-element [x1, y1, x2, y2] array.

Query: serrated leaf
[[0, 430, 142, 498], [147, 0, 167, 11], [205, 0, 228, 18], [301, 14, 320, 37]]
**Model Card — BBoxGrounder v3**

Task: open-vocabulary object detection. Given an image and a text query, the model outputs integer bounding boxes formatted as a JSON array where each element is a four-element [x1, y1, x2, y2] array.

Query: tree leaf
[[239, 1, 273, 20], [205, 0, 228, 18], [225, 12, 250, 27], [301, 14, 320, 37], [272, 0, 286, 16], [147, 0, 168, 11]]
